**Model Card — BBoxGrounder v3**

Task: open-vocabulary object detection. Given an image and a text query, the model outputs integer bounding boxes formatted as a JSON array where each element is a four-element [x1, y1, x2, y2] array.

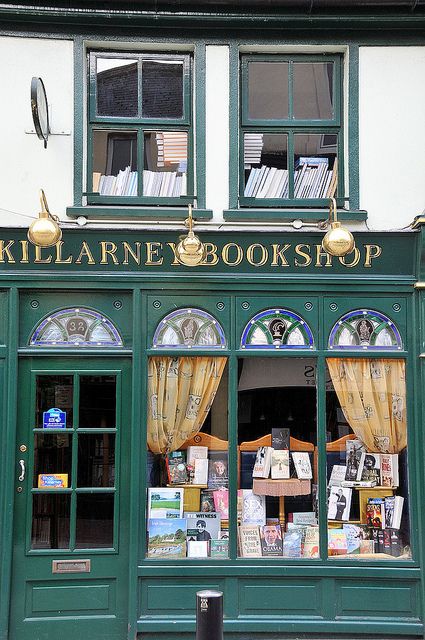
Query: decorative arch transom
[[30, 307, 123, 347], [152, 308, 226, 349], [241, 308, 315, 349], [328, 309, 402, 350]]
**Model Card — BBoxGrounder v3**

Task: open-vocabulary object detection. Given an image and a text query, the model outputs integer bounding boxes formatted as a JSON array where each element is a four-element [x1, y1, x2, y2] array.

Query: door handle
[[18, 459, 25, 482]]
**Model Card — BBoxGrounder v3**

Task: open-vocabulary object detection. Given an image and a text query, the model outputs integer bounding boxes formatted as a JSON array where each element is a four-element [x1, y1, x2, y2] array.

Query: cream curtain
[[147, 356, 227, 454], [327, 358, 407, 453]]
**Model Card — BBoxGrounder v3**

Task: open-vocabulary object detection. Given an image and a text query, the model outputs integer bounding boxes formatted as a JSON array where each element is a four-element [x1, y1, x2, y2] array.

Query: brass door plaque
[[52, 559, 91, 574]]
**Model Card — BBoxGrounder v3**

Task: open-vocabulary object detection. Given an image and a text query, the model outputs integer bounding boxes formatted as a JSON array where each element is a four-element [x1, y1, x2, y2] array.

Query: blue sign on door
[[43, 408, 66, 429]]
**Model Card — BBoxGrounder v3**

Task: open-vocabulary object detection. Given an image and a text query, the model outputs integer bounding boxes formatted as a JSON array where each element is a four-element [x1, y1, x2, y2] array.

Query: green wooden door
[[9, 357, 131, 640]]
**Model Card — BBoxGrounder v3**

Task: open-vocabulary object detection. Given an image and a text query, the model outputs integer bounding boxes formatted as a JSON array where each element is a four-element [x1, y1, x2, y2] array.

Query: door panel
[[9, 358, 131, 640]]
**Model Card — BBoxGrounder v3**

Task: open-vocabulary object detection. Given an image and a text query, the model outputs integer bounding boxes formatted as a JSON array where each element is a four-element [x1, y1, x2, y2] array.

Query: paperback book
[[207, 452, 229, 489], [213, 488, 229, 519], [147, 487, 184, 519], [186, 445, 208, 467], [291, 452, 312, 479], [241, 489, 266, 526], [271, 428, 290, 450], [259, 524, 283, 556], [185, 511, 221, 542], [270, 449, 290, 479], [328, 464, 347, 487], [187, 540, 209, 558], [380, 454, 399, 488], [328, 529, 348, 556], [210, 538, 229, 559], [193, 458, 209, 485], [166, 451, 188, 484], [365, 498, 385, 528], [200, 489, 216, 513], [302, 525, 320, 558], [238, 525, 262, 557], [327, 486, 352, 521], [357, 452, 381, 484], [282, 528, 303, 558], [345, 439, 366, 481]]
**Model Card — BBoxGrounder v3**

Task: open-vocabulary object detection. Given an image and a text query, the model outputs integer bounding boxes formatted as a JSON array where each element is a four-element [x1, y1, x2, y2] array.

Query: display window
[[144, 305, 410, 562]]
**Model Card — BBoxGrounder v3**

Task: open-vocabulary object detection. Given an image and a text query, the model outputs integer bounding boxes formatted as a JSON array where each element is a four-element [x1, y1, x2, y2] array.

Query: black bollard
[[196, 590, 223, 640]]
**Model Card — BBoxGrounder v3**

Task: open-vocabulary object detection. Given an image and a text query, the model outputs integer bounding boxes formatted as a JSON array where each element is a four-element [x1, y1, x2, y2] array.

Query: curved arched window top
[[30, 308, 123, 347], [329, 309, 402, 350], [152, 308, 226, 349], [241, 308, 315, 350]]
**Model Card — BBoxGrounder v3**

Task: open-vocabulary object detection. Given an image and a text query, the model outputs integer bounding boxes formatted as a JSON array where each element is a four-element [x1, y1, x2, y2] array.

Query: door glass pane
[[76, 494, 114, 548], [79, 375, 116, 428], [36, 375, 73, 428], [248, 62, 289, 120], [142, 59, 184, 119], [78, 434, 116, 487], [32, 494, 70, 549], [294, 133, 337, 198], [238, 358, 318, 559], [293, 62, 334, 120], [92, 129, 138, 196], [143, 131, 188, 197], [146, 358, 229, 560], [96, 57, 138, 117], [326, 359, 411, 560], [33, 433, 72, 488], [244, 133, 288, 198]]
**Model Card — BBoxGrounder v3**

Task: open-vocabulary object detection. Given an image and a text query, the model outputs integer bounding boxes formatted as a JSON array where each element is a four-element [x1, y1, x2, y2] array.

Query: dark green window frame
[[86, 50, 194, 207], [239, 53, 344, 209]]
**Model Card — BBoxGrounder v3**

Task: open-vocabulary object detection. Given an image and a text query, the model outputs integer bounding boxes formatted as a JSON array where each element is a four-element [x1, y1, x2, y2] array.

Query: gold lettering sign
[[0, 238, 384, 270]]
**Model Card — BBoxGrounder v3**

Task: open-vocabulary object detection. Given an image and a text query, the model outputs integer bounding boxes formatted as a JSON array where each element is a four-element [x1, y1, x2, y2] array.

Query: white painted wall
[[359, 46, 425, 230], [0, 36, 73, 225], [205, 45, 229, 220]]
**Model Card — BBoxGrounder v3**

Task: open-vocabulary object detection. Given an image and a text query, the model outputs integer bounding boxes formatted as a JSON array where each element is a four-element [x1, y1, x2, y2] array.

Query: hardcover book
[[187, 540, 209, 558], [342, 523, 370, 554], [270, 449, 290, 479], [328, 464, 347, 487], [345, 439, 366, 481], [380, 454, 399, 488], [282, 528, 303, 558], [357, 452, 381, 484], [328, 529, 348, 556], [302, 525, 320, 558], [147, 487, 184, 519], [327, 486, 352, 521], [384, 495, 404, 529], [291, 452, 312, 480], [292, 511, 317, 526], [147, 518, 187, 559], [166, 451, 188, 485], [200, 489, 215, 513], [213, 488, 229, 520], [185, 511, 221, 542], [193, 458, 209, 485], [238, 525, 262, 558], [241, 489, 266, 526], [186, 445, 208, 467], [182, 486, 201, 513], [259, 524, 283, 556], [271, 428, 290, 450], [252, 446, 273, 478], [207, 452, 229, 489]]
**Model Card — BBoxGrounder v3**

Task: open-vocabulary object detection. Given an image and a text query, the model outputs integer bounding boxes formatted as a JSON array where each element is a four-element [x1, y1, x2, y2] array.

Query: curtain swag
[[147, 355, 227, 454], [327, 358, 407, 453]]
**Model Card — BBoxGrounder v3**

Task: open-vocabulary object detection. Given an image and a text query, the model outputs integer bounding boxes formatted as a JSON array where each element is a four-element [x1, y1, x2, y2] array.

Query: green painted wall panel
[[240, 582, 321, 616], [141, 579, 224, 615], [336, 581, 419, 618], [31, 582, 113, 614]]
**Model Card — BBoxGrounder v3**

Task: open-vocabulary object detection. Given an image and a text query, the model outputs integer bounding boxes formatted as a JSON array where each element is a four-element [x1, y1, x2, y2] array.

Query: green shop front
[[1, 226, 424, 640]]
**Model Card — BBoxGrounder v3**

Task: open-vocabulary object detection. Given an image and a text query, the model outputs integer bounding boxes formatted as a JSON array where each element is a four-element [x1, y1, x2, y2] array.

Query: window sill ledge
[[66, 206, 213, 220], [223, 208, 367, 222]]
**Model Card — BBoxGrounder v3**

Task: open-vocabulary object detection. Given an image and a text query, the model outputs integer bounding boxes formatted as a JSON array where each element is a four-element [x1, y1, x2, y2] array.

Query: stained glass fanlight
[[152, 308, 226, 349], [30, 307, 123, 347], [241, 308, 314, 349], [329, 309, 402, 350]]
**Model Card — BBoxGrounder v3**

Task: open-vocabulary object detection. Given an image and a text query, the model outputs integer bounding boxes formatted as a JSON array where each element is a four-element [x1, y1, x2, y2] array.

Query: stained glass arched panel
[[152, 308, 226, 349], [329, 309, 402, 350], [30, 308, 123, 347], [241, 308, 314, 349]]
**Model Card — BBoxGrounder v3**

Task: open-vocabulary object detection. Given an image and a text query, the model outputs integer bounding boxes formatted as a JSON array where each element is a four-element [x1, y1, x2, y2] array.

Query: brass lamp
[[176, 204, 206, 266], [322, 197, 355, 257], [28, 190, 62, 247]]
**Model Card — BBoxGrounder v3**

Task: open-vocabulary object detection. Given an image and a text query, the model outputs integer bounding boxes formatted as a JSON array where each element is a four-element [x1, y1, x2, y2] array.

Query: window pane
[[96, 57, 138, 117], [146, 358, 229, 560], [78, 434, 116, 487], [36, 375, 73, 429], [238, 358, 318, 559], [248, 62, 289, 120], [92, 129, 138, 196], [33, 433, 72, 488], [326, 359, 410, 560], [244, 134, 288, 198], [294, 133, 337, 198], [79, 375, 116, 429], [293, 62, 334, 120], [142, 60, 184, 119], [143, 131, 187, 197], [76, 494, 114, 548], [32, 494, 70, 549]]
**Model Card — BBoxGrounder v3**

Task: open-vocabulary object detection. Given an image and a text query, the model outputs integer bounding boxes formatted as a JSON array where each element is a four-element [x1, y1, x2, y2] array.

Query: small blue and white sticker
[[43, 408, 66, 429]]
